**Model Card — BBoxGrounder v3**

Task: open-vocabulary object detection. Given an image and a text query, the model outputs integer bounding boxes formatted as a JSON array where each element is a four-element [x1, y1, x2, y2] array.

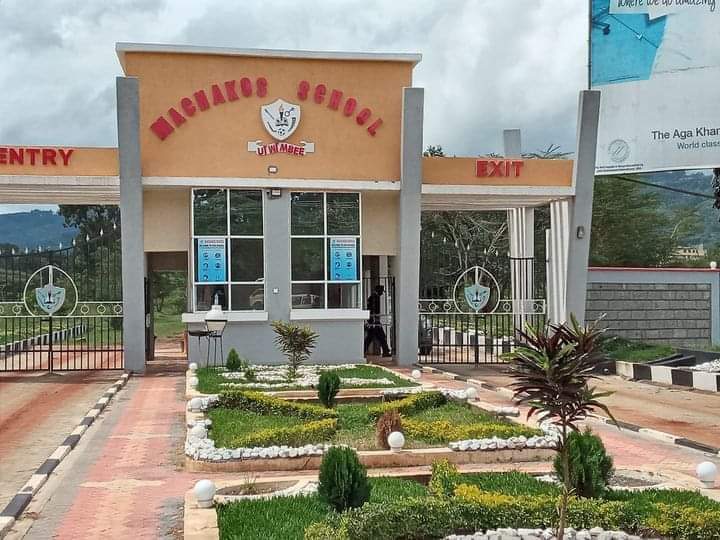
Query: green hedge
[[216, 390, 338, 420], [403, 419, 538, 443], [367, 392, 447, 420], [305, 487, 720, 540], [229, 418, 337, 448]]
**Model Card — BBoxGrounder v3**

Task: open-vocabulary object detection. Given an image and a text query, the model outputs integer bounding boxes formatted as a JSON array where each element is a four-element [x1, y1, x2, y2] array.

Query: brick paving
[[7, 355, 718, 539]]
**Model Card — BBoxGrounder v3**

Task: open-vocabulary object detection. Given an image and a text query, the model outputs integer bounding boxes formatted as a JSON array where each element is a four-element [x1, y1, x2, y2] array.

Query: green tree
[[590, 177, 679, 267], [423, 145, 445, 157], [58, 205, 120, 238]]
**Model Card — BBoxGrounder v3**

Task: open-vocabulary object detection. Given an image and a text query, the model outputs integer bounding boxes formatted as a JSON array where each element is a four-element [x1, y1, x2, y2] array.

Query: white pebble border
[[446, 527, 649, 540], [214, 481, 318, 505], [689, 359, 720, 372]]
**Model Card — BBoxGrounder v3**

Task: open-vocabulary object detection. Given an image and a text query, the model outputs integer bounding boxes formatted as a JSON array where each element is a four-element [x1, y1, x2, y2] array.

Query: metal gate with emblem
[[0, 230, 123, 371]]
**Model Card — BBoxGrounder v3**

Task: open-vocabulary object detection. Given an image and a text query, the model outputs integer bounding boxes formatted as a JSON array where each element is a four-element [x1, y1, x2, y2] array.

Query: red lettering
[[194, 90, 210, 111], [489, 160, 504, 177], [256, 77, 268, 97], [356, 108, 371, 125], [268, 143, 278, 154], [240, 77, 252, 97], [0, 148, 7, 165], [58, 149, 74, 166], [314, 84, 326, 104], [168, 108, 186, 127], [512, 160, 524, 176], [367, 118, 383, 136], [257, 145, 266, 156], [297, 80, 310, 101], [343, 98, 357, 116], [278, 143, 288, 153], [180, 97, 196, 117], [328, 89, 343, 110], [9, 147, 23, 165], [26, 148, 40, 165], [476, 160, 488, 177], [299, 147, 305, 156], [42, 148, 57, 165], [224, 80, 239, 101], [211, 84, 226, 105], [151, 117, 175, 140]]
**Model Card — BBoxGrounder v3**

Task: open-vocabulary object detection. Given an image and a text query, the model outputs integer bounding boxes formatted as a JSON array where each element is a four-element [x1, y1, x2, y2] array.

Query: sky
[[0, 0, 589, 214]]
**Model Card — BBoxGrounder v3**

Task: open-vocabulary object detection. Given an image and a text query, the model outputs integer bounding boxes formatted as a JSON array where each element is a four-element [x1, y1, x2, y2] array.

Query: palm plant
[[502, 315, 615, 540], [271, 320, 319, 380]]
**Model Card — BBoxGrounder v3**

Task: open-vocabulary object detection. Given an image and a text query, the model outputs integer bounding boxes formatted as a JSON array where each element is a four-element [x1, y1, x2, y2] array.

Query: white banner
[[591, 0, 720, 174]]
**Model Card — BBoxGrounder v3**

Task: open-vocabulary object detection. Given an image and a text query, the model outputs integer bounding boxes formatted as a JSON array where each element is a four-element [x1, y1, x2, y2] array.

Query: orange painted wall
[[0, 147, 118, 176], [123, 52, 412, 180], [422, 157, 574, 187]]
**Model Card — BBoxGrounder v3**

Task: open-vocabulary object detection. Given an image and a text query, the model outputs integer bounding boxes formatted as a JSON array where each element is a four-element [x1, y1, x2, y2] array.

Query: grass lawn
[[153, 310, 184, 339], [196, 364, 418, 394], [602, 337, 675, 364], [216, 477, 426, 540], [208, 401, 538, 450]]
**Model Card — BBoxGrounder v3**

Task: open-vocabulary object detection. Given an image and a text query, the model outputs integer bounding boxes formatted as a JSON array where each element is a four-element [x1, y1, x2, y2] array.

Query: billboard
[[591, 1, 720, 174]]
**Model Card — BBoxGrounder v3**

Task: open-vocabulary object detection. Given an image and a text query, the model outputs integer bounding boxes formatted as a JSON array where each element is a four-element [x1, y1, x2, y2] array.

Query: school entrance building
[[0, 43, 601, 372]]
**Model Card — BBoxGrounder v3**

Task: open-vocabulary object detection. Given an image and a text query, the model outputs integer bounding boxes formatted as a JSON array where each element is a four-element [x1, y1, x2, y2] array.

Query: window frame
[[290, 191, 362, 310], [191, 188, 266, 312]]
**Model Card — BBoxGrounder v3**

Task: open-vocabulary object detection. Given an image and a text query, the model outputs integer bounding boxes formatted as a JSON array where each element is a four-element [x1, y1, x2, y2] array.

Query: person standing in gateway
[[364, 285, 392, 357]]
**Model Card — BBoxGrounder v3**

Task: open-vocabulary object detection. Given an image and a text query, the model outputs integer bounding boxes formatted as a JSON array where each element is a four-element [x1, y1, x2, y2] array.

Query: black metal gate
[[0, 230, 123, 371]]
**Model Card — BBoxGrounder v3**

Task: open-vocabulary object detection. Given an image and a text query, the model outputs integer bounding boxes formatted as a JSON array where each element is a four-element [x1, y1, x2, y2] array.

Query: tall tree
[[58, 205, 120, 238]]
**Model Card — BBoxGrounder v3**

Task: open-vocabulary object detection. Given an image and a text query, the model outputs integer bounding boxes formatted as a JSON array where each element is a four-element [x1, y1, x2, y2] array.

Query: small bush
[[318, 371, 341, 408], [271, 320, 319, 380], [428, 460, 461, 498], [244, 366, 257, 381], [368, 391, 447, 420], [216, 390, 338, 420], [554, 427, 614, 498], [229, 418, 337, 448], [318, 446, 371, 512], [226, 348, 245, 371], [375, 410, 403, 450], [647, 503, 720, 540]]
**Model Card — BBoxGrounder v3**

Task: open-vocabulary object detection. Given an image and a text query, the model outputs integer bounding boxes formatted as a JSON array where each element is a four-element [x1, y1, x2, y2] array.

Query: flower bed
[[188, 390, 541, 462], [212, 470, 720, 539], [196, 364, 418, 394]]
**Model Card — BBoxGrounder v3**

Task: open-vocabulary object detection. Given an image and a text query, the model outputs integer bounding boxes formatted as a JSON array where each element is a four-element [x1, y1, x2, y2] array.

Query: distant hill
[[641, 169, 719, 247], [0, 210, 78, 251]]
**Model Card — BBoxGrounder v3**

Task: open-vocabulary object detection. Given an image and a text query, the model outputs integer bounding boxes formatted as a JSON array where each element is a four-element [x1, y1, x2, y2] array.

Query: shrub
[[554, 427, 614, 498], [375, 410, 403, 450], [304, 521, 350, 540], [226, 348, 245, 371], [271, 320, 319, 380], [428, 460, 461, 498], [229, 418, 337, 448], [647, 503, 720, 540], [318, 371, 341, 408], [216, 390, 338, 420], [244, 366, 257, 381], [368, 391, 447, 420], [403, 419, 538, 444], [318, 446, 371, 512]]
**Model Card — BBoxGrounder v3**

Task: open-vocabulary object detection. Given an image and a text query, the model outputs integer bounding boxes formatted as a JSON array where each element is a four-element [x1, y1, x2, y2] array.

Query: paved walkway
[[432, 363, 720, 448], [0, 370, 122, 510]]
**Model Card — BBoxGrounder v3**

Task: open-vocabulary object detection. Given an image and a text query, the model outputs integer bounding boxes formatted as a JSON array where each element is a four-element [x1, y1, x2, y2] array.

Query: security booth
[[0, 42, 600, 372]]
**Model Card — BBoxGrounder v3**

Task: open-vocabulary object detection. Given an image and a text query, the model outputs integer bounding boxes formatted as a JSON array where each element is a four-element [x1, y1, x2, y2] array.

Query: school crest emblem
[[261, 99, 301, 141]]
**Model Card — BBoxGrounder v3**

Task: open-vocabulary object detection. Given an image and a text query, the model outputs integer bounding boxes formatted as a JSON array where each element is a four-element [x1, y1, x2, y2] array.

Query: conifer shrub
[[318, 371, 341, 408], [318, 446, 371, 512], [554, 427, 614, 498], [226, 348, 243, 371]]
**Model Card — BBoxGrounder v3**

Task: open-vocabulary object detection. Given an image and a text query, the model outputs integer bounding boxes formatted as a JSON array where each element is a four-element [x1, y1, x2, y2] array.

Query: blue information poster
[[329, 237, 357, 282], [197, 238, 226, 282]]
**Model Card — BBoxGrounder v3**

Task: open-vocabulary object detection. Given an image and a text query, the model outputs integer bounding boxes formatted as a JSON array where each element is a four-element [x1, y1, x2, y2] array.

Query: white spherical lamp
[[710, 261, 718, 270], [193, 479, 217, 508], [190, 424, 207, 439], [189, 376, 199, 388], [411, 369, 422, 379], [189, 397, 204, 412], [696, 461, 718, 488], [466, 386, 478, 401], [189, 362, 198, 372], [387, 431, 405, 452]]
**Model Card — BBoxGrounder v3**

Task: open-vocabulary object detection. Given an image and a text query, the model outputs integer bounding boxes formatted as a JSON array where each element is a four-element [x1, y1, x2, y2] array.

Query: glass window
[[192, 189, 264, 311], [193, 189, 227, 235], [291, 192, 324, 235], [230, 190, 263, 236], [327, 193, 360, 235], [290, 192, 362, 310]]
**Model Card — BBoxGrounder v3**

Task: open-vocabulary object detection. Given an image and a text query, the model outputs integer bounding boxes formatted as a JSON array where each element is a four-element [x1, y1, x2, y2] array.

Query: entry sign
[[329, 237, 357, 282], [197, 238, 226, 283]]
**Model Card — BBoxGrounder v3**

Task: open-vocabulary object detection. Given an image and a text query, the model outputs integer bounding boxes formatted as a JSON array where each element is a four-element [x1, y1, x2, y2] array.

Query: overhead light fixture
[[267, 165, 278, 174]]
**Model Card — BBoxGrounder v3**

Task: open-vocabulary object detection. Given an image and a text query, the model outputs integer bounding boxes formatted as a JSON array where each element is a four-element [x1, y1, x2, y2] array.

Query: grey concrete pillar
[[264, 191, 291, 322], [117, 77, 146, 372], [565, 90, 601, 324], [395, 87, 424, 366]]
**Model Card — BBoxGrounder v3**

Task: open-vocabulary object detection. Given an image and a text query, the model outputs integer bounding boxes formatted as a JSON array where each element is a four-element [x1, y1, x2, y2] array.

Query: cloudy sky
[[0, 0, 588, 212]]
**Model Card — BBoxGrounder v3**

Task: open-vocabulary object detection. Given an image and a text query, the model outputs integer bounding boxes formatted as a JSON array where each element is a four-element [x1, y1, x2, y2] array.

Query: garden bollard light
[[696, 461, 717, 488], [411, 369, 421, 379], [388, 431, 405, 452], [194, 479, 216, 508], [465, 386, 478, 401], [189, 397, 204, 412], [189, 362, 198, 372]]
